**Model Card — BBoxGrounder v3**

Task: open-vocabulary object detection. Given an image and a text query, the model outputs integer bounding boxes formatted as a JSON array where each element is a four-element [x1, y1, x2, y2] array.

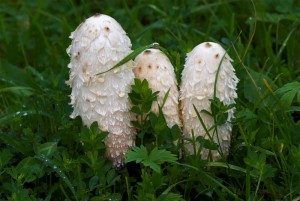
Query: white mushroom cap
[[134, 48, 182, 128], [180, 42, 239, 160], [66, 14, 136, 168]]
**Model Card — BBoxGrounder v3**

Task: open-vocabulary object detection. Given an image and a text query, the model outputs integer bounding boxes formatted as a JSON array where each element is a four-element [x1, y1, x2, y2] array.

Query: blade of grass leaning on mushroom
[[180, 42, 239, 161], [133, 48, 182, 128], [66, 13, 136, 168]]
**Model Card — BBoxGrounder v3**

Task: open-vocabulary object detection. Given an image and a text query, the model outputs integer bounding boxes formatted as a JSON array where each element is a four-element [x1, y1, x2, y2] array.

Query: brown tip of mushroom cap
[[143, 49, 152, 55], [94, 13, 101, 17], [205, 42, 212, 48]]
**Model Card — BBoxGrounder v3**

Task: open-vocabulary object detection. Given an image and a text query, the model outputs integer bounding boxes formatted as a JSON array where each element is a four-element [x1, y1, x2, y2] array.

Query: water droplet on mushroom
[[97, 77, 105, 83]]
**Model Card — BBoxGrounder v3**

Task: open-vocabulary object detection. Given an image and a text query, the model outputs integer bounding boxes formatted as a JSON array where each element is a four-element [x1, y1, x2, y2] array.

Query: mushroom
[[180, 42, 239, 160], [66, 14, 136, 168], [133, 48, 182, 128]]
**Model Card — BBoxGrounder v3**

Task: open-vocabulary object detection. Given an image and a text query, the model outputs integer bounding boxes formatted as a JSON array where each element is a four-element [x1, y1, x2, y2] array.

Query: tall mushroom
[[180, 42, 239, 160], [134, 48, 181, 128], [66, 14, 136, 168]]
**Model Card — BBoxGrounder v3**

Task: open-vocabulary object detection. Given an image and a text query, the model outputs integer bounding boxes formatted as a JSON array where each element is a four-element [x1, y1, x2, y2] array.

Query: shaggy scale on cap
[[66, 14, 136, 168], [134, 48, 182, 128], [180, 42, 239, 160]]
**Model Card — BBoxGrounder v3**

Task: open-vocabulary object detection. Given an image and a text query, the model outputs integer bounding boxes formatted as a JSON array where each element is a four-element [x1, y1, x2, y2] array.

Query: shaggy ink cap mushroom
[[66, 14, 136, 168], [134, 48, 182, 128], [180, 42, 239, 160]]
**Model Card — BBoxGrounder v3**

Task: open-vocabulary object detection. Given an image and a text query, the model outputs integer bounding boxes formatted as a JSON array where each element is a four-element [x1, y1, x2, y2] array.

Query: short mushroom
[[66, 14, 136, 168], [134, 48, 182, 128], [180, 42, 239, 160]]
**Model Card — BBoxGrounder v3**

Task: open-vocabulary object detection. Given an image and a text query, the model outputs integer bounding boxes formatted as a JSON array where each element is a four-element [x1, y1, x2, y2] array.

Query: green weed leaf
[[209, 97, 235, 125], [0, 149, 13, 173], [7, 157, 44, 184], [275, 81, 300, 109], [35, 142, 57, 157], [80, 122, 108, 151], [196, 136, 219, 150], [244, 151, 277, 181], [157, 193, 185, 201], [125, 146, 177, 173], [129, 79, 158, 114]]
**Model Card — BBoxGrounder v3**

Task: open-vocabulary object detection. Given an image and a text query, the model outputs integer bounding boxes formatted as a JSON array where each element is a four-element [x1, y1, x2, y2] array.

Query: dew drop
[[98, 77, 105, 83]]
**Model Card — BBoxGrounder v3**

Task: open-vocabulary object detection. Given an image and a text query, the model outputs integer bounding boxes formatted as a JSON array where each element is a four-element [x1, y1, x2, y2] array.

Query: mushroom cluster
[[66, 14, 136, 168], [133, 48, 181, 128], [67, 13, 239, 167], [180, 42, 239, 160]]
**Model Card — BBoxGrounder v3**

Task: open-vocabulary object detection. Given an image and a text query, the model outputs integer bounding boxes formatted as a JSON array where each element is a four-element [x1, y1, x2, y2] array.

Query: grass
[[0, 0, 300, 200]]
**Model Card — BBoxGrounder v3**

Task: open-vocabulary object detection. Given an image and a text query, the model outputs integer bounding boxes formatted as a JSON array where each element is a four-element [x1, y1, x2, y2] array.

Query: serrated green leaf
[[157, 193, 185, 201], [149, 147, 177, 164], [125, 146, 177, 173], [125, 146, 148, 163], [143, 161, 161, 173]]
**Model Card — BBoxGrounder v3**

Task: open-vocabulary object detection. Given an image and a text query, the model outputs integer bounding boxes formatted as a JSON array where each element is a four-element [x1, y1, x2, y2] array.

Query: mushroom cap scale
[[134, 48, 182, 128], [180, 42, 239, 160], [67, 14, 136, 168]]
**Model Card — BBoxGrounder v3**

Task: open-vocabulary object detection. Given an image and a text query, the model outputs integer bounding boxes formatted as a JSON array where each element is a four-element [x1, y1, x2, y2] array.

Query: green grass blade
[[161, 88, 171, 109], [206, 162, 256, 177], [35, 154, 78, 201], [96, 42, 160, 75], [173, 161, 241, 200], [0, 111, 53, 125], [0, 133, 29, 155]]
